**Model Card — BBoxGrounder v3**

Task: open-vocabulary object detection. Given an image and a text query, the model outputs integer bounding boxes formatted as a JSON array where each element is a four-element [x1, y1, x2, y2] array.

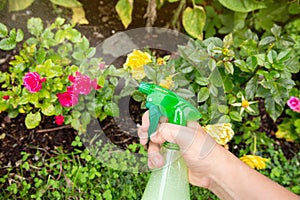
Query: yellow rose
[[159, 76, 174, 89], [124, 49, 152, 80], [240, 155, 269, 170], [204, 123, 234, 145], [124, 50, 152, 70]]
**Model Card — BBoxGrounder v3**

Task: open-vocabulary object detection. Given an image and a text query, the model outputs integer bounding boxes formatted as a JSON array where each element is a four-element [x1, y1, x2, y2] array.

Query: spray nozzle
[[138, 82, 202, 142]]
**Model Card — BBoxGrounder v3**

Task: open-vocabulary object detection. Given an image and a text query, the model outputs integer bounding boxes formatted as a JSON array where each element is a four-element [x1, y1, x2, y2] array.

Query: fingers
[[138, 111, 150, 145], [151, 122, 199, 152], [147, 142, 164, 168]]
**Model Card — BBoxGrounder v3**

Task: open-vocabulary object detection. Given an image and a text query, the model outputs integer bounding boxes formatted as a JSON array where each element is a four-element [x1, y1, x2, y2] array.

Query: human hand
[[138, 111, 218, 188]]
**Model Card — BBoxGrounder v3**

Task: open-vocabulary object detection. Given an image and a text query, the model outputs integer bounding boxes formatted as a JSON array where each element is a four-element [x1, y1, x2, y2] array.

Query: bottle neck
[[163, 142, 180, 150]]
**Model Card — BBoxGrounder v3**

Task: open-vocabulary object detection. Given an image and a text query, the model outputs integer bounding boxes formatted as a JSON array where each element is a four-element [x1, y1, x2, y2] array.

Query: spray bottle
[[138, 82, 202, 200]]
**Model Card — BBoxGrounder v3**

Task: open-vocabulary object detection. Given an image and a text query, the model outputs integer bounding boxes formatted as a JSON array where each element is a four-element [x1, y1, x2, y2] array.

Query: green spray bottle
[[138, 82, 202, 200]]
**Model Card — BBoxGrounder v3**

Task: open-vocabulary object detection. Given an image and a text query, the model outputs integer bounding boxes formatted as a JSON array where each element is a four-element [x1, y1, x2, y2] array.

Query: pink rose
[[2, 95, 9, 100], [23, 72, 46, 93], [54, 115, 64, 125], [287, 96, 300, 113], [68, 72, 101, 95], [69, 72, 92, 95], [56, 86, 78, 107]]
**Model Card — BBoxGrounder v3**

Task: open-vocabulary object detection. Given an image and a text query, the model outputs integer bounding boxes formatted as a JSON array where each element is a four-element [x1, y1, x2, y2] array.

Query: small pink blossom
[[56, 87, 78, 107], [91, 79, 102, 90], [69, 72, 92, 95], [99, 63, 106, 70], [23, 72, 46, 93], [2, 95, 9, 100], [54, 115, 64, 125], [68, 72, 101, 95], [287, 96, 300, 113]]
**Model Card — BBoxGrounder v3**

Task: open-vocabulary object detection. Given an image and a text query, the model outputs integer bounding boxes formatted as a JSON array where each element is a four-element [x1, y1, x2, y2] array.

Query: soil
[[0, 0, 299, 179]]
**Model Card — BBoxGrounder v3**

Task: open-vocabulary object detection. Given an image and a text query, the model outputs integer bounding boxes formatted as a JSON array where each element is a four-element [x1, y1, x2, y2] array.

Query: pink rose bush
[[23, 72, 46, 93], [68, 71, 101, 95], [56, 71, 102, 108], [287, 96, 300, 113]]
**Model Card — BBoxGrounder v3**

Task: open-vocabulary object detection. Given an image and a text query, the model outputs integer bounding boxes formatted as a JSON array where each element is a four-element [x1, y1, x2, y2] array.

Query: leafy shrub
[[0, 17, 124, 132]]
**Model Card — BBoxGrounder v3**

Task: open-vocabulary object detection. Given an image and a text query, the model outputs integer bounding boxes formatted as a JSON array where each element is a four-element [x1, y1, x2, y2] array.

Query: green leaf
[[217, 0, 266, 12], [50, 0, 82, 8], [197, 87, 209, 103], [267, 50, 277, 64], [0, 37, 16, 50], [288, 2, 300, 14], [277, 49, 292, 62], [27, 18, 43, 36], [36, 48, 47, 64], [41, 103, 55, 116], [229, 111, 242, 122], [104, 102, 120, 117], [208, 59, 216, 71], [224, 61, 234, 74], [245, 76, 258, 99], [0, 22, 8, 38], [246, 56, 258, 71], [259, 36, 275, 46], [81, 112, 91, 126], [264, 96, 283, 121], [25, 112, 41, 129], [8, 0, 35, 12], [86, 47, 96, 58], [16, 29, 24, 42], [209, 84, 218, 97], [182, 6, 206, 40], [271, 24, 281, 38], [223, 33, 233, 48], [176, 88, 195, 99], [209, 68, 223, 87], [234, 59, 249, 72], [115, 0, 133, 29], [132, 91, 145, 102], [0, 101, 9, 112], [144, 65, 156, 81], [195, 76, 209, 86]]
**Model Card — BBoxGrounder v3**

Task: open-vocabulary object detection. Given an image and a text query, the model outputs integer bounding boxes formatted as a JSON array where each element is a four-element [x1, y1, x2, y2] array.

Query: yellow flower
[[204, 123, 234, 145], [157, 57, 165, 65], [124, 50, 152, 80], [159, 76, 174, 89], [232, 95, 256, 115], [240, 155, 269, 170]]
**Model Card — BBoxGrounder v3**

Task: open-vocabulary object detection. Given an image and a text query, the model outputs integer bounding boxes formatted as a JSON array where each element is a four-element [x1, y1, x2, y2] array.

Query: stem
[[36, 125, 73, 133], [191, 0, 196, 7], [171, 0, 186, 28], [252, 134, 257, 155]]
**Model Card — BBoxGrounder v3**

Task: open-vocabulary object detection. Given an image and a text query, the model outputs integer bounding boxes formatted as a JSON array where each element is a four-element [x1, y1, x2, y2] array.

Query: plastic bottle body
[[142, 143, 190, 200]]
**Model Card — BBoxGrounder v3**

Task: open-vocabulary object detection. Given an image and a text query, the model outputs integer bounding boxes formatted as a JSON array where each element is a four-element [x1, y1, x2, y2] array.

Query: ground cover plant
[[0, 0, 300, 199]]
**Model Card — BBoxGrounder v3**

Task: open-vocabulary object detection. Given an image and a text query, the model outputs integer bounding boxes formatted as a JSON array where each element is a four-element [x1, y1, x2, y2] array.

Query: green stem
[[171, 0, 186, 28], [252, 134, 257, 155], [191, 0, 196, 7]]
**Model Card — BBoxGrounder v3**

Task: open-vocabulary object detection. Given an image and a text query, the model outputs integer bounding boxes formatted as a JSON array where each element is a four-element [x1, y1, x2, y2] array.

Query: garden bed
[[0, 0, 300, 199]]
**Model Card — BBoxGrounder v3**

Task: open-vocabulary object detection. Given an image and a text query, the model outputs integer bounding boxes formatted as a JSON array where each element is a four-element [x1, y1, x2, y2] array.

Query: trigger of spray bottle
[[138, 82, 199, 200]]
